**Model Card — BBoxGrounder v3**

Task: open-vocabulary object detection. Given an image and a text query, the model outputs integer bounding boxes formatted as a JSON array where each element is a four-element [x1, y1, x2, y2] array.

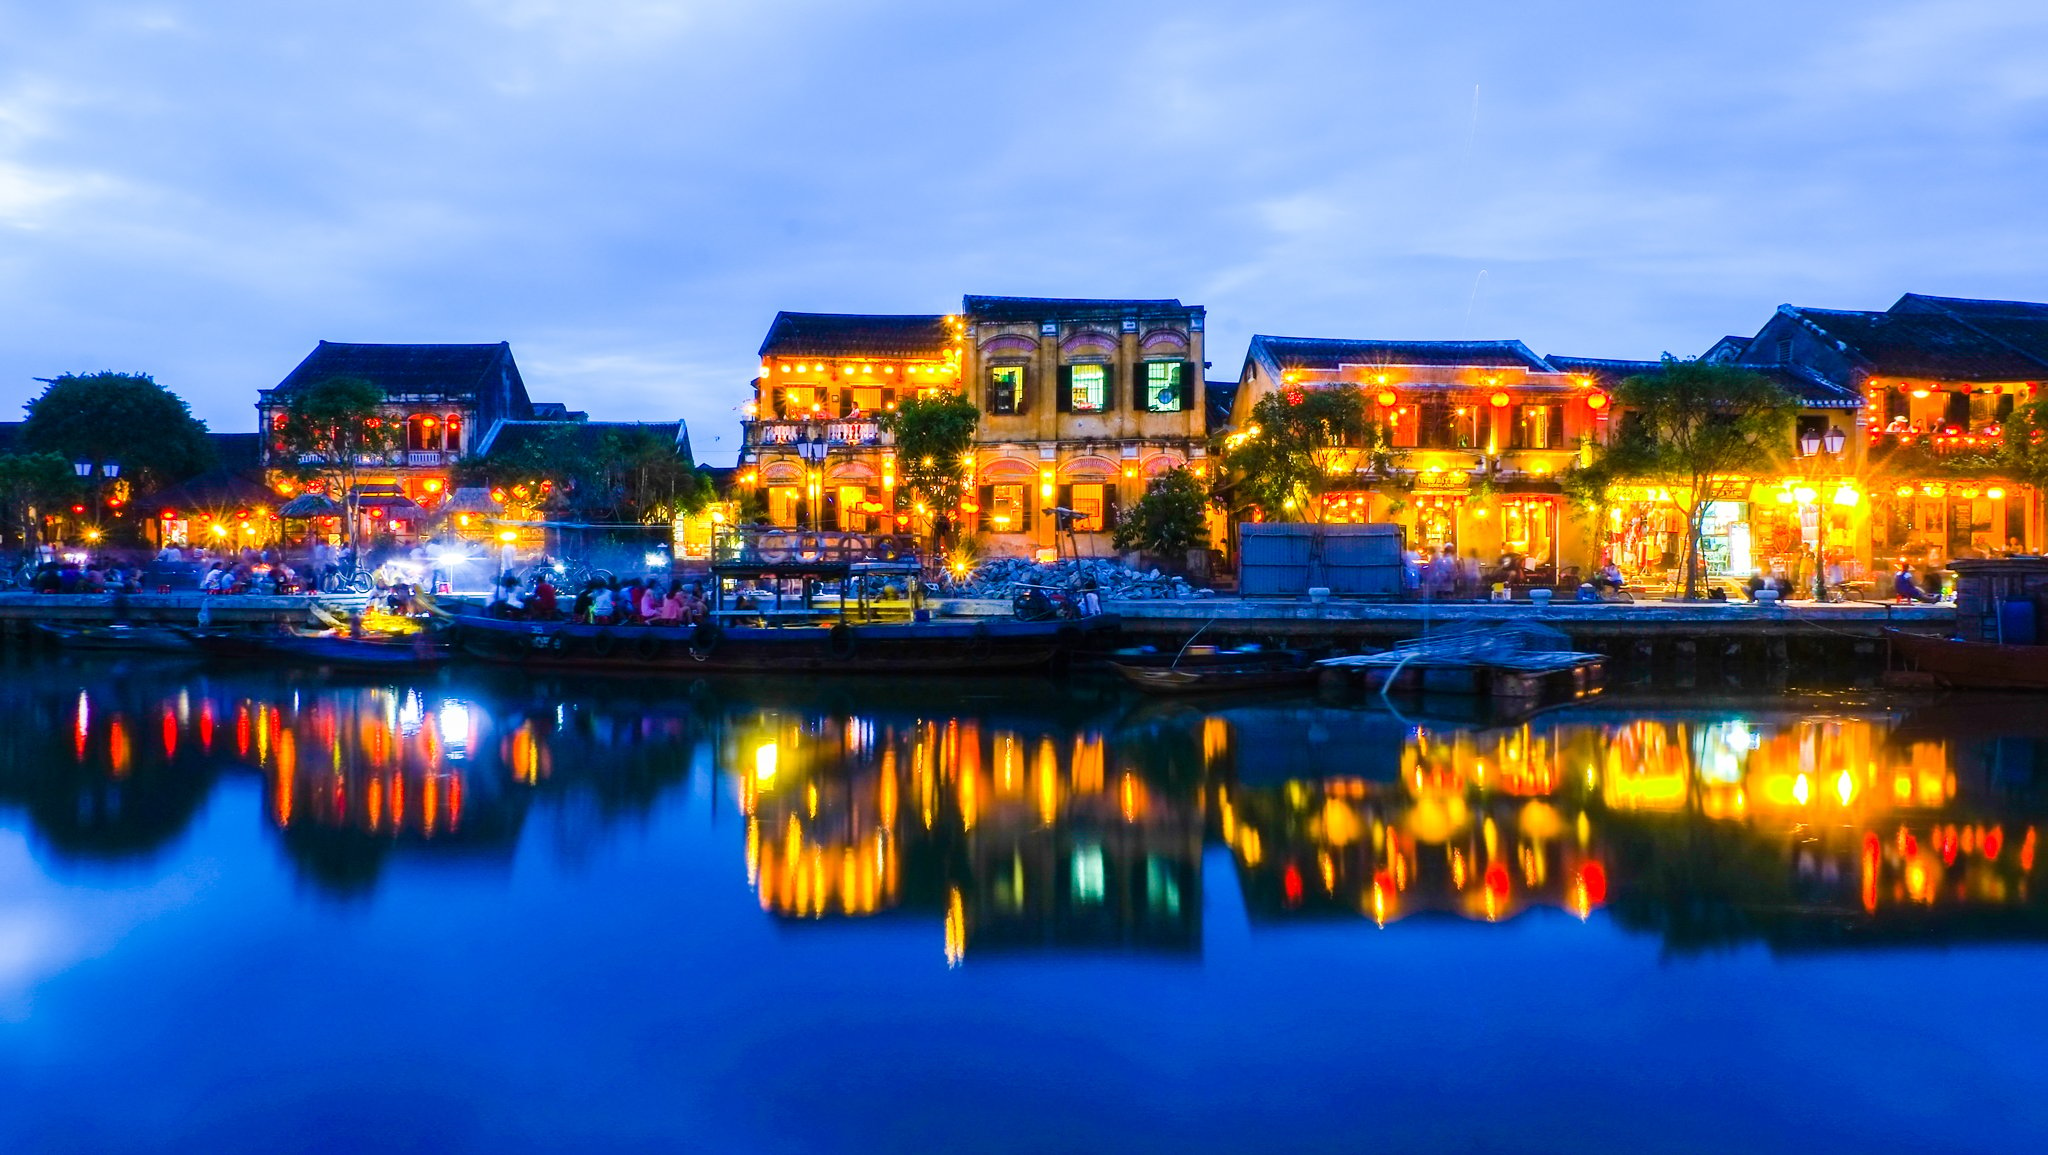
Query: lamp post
[[71, 459, 119, 549], [795, 420, 831, 529]]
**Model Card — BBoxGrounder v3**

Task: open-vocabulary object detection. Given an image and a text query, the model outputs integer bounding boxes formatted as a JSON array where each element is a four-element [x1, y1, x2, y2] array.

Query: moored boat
[[1112, 660, 1318, 695], [1886, 628, 2048, 690], [35, 622, 199, 654], [190, 629, 452, 669], [450, 611, 1116, 675]]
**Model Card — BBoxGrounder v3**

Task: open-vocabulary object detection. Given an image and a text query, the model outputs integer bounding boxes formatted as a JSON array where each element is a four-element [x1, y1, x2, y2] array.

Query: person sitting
[[569, 583, 594, 624], [589, 582, 616, 626], [530, 575, 559, 620], [1894, 561, 1939, 604], [488, 575, 521, 619], [654, 582, 684, 626]]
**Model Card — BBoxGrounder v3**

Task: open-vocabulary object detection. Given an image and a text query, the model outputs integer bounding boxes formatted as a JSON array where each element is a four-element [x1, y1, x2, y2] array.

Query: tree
[[22, 372, 214, 496], [273, 377, 401, 548], [1586, 360, 1795, 600], [1113, 466, 1211, 558], [1219, 384, 1378, 523], [1998, 393, 2048, 487], [878, 392, 979, 549], [0, 451, 78, 551]]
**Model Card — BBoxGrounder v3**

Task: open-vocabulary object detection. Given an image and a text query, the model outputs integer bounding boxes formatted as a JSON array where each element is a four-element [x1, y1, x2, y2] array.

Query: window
[[852, 387, 881, 414], [833, 485, 872, 532], [988, 366, 1024, 415], [1142, 362, 1184, 412], [443, 414, 462, 452], [983, 483, 1030, 533], [1514, 404, 1560, 450], [1069, 365, 1107, 413], [1072, 844, 1106, 905], [1065, 482, 1109, 531]]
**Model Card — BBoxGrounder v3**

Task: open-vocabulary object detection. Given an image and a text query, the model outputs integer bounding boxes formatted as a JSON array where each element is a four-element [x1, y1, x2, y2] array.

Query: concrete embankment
[[0, 592, 321, 636]]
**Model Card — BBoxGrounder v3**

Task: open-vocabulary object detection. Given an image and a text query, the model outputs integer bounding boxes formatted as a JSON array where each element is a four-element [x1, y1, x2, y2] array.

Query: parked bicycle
[[319, 566, 375, 595], [523, 558, 614, 591]]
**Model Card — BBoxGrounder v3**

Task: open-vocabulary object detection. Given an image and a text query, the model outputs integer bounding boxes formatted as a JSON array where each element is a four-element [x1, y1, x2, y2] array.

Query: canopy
[[439, 487, 499, 515], [277, 493, 344, 518]]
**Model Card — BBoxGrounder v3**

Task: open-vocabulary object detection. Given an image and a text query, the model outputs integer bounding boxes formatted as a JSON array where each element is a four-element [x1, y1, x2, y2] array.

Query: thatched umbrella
[[278, 493, 344, 519]]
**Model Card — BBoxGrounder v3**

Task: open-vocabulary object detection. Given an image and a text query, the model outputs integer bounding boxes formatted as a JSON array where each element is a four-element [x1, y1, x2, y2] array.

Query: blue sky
[[2, 0, 2044, 462]]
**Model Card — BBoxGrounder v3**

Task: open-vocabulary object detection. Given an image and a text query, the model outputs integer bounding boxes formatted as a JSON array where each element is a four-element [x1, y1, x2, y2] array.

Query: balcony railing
[[712, 526, 920, 567], [1867, 429, 2002, 464], [744, 419, 890, 448], [405, 451, 447, 466]]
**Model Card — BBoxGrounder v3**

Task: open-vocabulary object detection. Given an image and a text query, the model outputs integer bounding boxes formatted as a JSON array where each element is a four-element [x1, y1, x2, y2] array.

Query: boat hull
[[451, 613, 1116, 675], [191, 631, 451, 669], [1887, 629, 2048, 690], [36, 622, 198, 654], [1112, 662, 1318, 695]]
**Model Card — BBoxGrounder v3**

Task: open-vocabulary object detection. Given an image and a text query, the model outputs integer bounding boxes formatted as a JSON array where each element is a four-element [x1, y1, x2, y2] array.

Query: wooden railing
[[743, 419, 889, 448], [713, 526, 921, 567]]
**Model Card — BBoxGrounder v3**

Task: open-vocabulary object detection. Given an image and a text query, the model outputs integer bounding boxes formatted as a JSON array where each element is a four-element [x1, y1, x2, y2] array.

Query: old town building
[[1719, 293, 2048, 572], [740, 296, 1210, 558], [1231, 336, 1610, 580], [1547, 354, 1865, 589], [256, 341, 584, 545]]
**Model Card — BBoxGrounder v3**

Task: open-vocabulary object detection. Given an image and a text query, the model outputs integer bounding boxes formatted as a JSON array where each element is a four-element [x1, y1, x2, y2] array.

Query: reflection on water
[[4, 659, 2044, 959]]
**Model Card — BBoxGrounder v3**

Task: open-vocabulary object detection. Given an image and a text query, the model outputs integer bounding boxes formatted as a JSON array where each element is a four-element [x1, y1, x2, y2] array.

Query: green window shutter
[[1057, 366, 1073, 413], [1132, 363, 1147, 412], [1183, 361, 1199, 413]]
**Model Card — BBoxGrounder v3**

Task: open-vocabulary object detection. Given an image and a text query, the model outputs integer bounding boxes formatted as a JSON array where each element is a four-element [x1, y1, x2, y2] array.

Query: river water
[[1, 654, 2044, 1153]]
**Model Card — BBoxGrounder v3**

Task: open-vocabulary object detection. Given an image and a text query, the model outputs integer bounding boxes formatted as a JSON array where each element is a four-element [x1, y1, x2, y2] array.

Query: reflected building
[[738, 709, 1204, 962]]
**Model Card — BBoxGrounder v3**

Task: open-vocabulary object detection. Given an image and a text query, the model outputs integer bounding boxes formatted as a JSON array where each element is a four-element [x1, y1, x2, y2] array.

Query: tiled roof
[[476, 420, 692, 465], [1784, 301, 2048, 381], [1248, 335, 1555, 374], [273, 341, 525, 402], [1541, 355, 1666, 382], [145, 469, 274, 513], [1204, 380, 1238, 433], [964, 295, 1193, 323], [208, 432, 262, 473], [1599, 358, 1863, 410], [757, 312, 951, 360]]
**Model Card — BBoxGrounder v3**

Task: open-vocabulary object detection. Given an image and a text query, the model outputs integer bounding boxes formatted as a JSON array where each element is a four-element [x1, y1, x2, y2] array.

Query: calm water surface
[[1, 654, 2045, 1153]]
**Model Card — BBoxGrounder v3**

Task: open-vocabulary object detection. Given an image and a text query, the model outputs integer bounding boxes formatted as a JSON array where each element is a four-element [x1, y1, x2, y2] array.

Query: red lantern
[[1376, 390, 1397, 408], [1587, 393, 1609, 410], [1489, 392, 1511, 409]]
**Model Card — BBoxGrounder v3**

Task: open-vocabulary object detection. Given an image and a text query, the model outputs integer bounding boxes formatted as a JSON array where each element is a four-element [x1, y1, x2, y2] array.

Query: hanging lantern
[[1490, 392, 1511, 409], [1377, 390, 1397, 408], [1586, 393, 1608, 410]]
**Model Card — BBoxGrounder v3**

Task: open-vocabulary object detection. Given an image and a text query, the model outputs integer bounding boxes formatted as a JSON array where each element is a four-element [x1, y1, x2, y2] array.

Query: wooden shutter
[[1132, 363, 1148, 412], [770, 387, 786, 418], [1944, 391, 1970, 428], [977, 484, 993, 532], [1509, 405, 1526, 450], [838, 389, 854, 418], [1547, 405, 1565, 448], [1015, 366, 1029, 416], [1057, 366, 1073, 412], [1183, 362, 1199, 413]]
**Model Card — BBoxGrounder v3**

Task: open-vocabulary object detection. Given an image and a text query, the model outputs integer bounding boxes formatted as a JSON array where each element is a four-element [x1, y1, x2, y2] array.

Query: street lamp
[[1798, 430, 1822, 457], [1822, 426, 1846, 456]]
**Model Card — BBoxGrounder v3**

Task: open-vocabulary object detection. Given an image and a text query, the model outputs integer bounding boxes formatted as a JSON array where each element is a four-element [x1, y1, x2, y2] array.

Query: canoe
[[451, 611, 1118, 675], [1112, 662, 1318, 695], [35, 622, 198, 654], [1886, 629, 2048, 690], [191, 630, 451, 669]]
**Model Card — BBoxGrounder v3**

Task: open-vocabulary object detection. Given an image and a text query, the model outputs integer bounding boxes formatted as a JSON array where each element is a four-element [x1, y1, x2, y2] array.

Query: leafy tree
[[1998, 394, 2048, 486], [0, 451, 79, 551], [595, 428, 714, 525], [272, 377, 402, 547], [1113, 466, 1211, 557], [878, 392, 979, 548], [1583, 360, 1794, 599], [22, 372, 214, 495], [1219, 384, 1378, 522]]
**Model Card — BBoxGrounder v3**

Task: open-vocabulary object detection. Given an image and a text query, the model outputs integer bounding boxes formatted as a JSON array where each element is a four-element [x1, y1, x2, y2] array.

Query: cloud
[[0, 0, 2042, 441]]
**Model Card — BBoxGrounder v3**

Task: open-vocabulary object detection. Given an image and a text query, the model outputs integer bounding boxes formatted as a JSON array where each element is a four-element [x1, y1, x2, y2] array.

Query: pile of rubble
[[951, 557, 1209, 600]]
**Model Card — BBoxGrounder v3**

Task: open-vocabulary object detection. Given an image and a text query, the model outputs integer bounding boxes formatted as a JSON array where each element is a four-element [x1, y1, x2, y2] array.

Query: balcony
[[406, 451, 447, 466], [1866, 428, 2002, 469], [744, 419, 890, 449]]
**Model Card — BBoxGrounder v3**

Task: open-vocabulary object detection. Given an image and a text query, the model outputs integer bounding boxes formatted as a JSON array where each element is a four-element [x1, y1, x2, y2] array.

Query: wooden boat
[[450, 611, 1117, 675], [1885, 628, 2048, 690], [35, 621, 198, 654], [1112, 660, 1318, 695], [190, 629, 452, 669]]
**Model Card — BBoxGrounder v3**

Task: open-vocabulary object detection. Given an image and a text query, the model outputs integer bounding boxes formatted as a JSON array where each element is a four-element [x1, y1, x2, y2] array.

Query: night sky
[[2, 0, 2043, 461]]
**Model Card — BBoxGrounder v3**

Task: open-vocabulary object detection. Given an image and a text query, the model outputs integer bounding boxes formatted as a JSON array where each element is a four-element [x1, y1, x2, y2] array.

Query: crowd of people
[[487, 574, 712, 627]]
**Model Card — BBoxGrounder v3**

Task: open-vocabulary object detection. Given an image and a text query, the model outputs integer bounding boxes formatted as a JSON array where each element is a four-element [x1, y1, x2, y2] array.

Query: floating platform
[[1315, 622, 1606, 701]]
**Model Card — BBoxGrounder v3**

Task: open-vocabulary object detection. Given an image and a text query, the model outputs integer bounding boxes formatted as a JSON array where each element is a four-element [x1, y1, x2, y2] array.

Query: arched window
[[443, 413, 463, 452], [406, 414, 435, 451]]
